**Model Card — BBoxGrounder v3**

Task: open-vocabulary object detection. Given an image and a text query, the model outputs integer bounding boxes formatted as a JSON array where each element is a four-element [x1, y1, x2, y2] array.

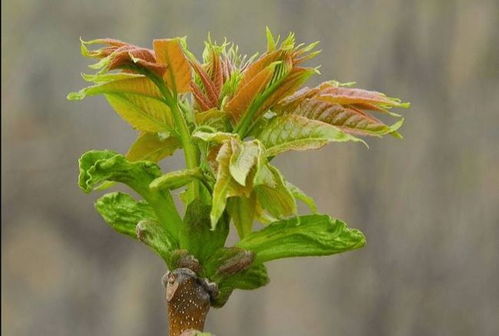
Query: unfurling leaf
[[67, 77, 174, 132], [253, 164, 296, 220], [153, 39, 192, 93], [95, 192, 158, 238], [210, 140, 253, 228], [237, 214, 366, 264], [229, 140, 262, 186], [126, 132, 180, 162], [254, 114, 364, 157], [80, 38, 166, 76]]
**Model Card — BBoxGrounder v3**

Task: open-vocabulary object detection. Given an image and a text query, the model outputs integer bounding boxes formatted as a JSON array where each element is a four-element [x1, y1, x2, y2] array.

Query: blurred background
[[2, 0, 499, 335]]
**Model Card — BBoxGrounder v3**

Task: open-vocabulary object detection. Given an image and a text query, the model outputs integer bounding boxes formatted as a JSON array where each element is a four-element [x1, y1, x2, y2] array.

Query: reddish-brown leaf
[[291, 98, 399, 136], [238, 50, 282, 89], [210, 50, 224, 95], [225, 66, 274, 122], [191, 61, 219, 107], [153, 39, 192, 93], [190, 82, 213, 111], [258, 67, 315, 113], [108, 46, 166, 76], [317, 87, 406, 108]]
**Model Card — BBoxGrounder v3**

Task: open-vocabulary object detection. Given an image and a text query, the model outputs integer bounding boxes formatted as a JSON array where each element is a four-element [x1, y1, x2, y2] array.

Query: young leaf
[[149, 167, 203, 191], [180, 200, 229, 264], [226, 196, 256, 238], [286, 181, 318, 213], [80, 38, 166, 76], [126, 132, 180, 162], [78, 150, 162, 194], [283, 98, 404, 137], [225, 63, 275, 122], [254, 114, 364, 157], [212, 263, 269, 308], [192, 130, 237, 144], [265, 26, 278, 52], [229, 140, 262, 186], [68, 77, 174, 132], [81, 72, 144, 83], [253, 164, 296, 219], [136, 219, 177, 264], [316, 86, 410, 109], [153, 39, 192, 93], [210, 140, 253, 228], [191, 61, 219, 107], [238, 50, 282, 89], [194, 109, 227, 127], [95, 192, 158, 238], [236, 214, 366, 264], [258, 67, 317, 113], [78, 150, 182, 238]]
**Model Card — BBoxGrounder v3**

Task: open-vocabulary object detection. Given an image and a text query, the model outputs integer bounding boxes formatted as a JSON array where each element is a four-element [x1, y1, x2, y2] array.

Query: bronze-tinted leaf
[[225, 65, 274, 122], [153, 39, 192, 93]]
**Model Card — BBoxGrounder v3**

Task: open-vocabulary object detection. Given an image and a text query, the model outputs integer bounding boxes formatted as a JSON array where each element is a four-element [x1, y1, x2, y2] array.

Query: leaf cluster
[[69, 28, 408, 307]]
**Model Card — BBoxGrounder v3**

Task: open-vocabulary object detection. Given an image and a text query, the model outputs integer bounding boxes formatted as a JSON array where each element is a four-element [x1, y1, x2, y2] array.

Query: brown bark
[[164, 268, 216, 336]]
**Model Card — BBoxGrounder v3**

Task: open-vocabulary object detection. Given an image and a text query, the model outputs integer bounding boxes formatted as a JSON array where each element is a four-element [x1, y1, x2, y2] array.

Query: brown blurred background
[[2, 0, 499, 335]]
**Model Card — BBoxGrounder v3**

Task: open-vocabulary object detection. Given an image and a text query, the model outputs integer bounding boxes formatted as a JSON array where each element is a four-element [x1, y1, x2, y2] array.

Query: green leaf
[[136, 219, 177, 264], [149, 167, 203, 191], [81, 72, 144, 83], [236, 214, 366, 264], [95, 192, 157, 238], [265, 26, 278, 52], [126, 132, 180, 162], [180, 200, 229, 264], [78, 150, 182, 239], [210, 141, 252, 228], [286, 182, 318, 213], [212, 263, 269, 308], [254, 114, 364, 156], [229, 140, 262, 186], [67, 77, 173, 132], [78, 150, 161, 194], [254, 164, 296, 220], [95, 192, 177, 265], [227, 196, 256, 238]]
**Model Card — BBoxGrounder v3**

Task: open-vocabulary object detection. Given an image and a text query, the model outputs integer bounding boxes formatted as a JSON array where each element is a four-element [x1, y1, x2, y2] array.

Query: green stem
[[148, 73, 200, 198]]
